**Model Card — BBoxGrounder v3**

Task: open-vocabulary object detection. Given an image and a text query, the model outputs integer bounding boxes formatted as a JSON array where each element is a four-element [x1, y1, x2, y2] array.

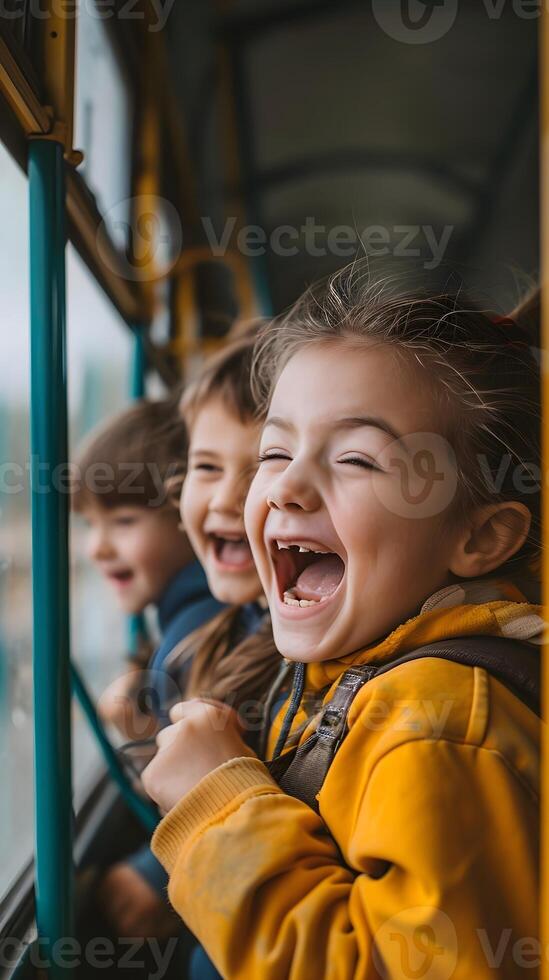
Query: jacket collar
[[156, 560, 212, 634], [305, 576, 546, 693]]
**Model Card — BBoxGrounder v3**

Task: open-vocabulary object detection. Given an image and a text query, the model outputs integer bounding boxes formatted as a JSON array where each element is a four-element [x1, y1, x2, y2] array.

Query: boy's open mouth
[[107, 569, 134, 585], [211, 533, 254, 569], [271, 539, 345, 607]]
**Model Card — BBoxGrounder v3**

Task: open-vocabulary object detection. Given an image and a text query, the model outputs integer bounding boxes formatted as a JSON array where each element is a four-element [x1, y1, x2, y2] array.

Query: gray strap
[[258, 661, 294, 760], [267, 664, 376, 811]]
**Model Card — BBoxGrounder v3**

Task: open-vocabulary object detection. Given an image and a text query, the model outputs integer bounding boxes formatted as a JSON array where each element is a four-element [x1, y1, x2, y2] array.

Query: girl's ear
[[448, 501, 532, 579]]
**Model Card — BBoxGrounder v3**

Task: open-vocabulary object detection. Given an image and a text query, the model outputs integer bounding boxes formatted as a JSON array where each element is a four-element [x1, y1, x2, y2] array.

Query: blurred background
[[0, 0, 539, 904]]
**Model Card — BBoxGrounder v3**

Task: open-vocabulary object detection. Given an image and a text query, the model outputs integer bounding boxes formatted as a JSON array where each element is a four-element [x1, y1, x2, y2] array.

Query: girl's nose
[[267, 464, 321, 513]]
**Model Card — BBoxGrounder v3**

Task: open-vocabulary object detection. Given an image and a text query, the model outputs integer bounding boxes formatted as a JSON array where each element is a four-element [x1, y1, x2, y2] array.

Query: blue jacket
[[127, 560, 224, 893], [148, 561, 226, 723]]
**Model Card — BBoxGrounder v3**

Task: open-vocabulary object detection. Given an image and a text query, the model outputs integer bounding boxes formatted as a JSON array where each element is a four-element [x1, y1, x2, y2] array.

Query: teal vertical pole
[[28, 138, 73, 977], [128, 326, 147, 656], [131, 325, 146, 399]]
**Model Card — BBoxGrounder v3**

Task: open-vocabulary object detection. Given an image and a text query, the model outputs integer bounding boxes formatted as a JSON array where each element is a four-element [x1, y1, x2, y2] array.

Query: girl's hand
[[98, 668, 159, 741], [142, 699, 257, 813]]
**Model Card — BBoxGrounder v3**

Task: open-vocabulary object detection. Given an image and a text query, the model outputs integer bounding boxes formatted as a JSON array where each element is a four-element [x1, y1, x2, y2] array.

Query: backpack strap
[[266, 634, 540, 812]]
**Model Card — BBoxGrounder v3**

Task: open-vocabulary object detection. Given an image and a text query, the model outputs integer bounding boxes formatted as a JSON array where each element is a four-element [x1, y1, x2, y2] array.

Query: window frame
[[0, 0, 178, 952]]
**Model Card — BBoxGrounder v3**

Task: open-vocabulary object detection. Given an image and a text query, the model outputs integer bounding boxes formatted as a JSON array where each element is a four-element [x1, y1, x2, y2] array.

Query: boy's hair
[[71, 396, 187, 511], [180, 326, 262, 429], [252, 262, 541, 583]]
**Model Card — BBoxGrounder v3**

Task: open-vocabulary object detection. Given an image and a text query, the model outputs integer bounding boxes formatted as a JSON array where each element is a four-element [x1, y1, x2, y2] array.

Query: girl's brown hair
[[252, 263, 541, 585], [165, 606, 280, 720], [72, 394, 186, 511]]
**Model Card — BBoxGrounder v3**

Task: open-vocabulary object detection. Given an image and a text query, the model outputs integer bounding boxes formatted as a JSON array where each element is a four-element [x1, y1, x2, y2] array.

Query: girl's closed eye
[[193, 461, 222, 473], [258, 450, 292, 463], [337, 454, 380, 471]]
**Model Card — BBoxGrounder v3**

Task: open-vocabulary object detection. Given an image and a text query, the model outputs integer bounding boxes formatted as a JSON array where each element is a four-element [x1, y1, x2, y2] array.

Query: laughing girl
[[143, 267, 544, 980]]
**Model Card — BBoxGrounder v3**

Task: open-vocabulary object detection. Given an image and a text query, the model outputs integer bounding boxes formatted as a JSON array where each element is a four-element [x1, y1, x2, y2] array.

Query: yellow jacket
[[152, 578, 544, 979]]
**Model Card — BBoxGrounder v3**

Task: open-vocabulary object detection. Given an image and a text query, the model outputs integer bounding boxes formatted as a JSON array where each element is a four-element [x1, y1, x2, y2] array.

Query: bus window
[[73, 4, 133, 250], [66, 245, 135, 808]]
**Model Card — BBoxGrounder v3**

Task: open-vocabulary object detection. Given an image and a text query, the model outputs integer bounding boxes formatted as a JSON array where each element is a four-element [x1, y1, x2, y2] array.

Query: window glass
[[0, 149, 136, 897], [67, 245, 134, 806], [0, 143, 33, 897], [74, 6, 133, 249]]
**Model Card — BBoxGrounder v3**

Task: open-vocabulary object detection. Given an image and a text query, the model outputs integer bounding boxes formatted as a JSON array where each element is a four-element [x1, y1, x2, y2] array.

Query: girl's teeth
[[283, 591, 300, 606], [282, 590, 325, 607]]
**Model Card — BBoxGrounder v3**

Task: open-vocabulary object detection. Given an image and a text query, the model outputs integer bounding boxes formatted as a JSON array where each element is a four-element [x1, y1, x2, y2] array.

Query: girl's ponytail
[[163, 607, 280, 717]]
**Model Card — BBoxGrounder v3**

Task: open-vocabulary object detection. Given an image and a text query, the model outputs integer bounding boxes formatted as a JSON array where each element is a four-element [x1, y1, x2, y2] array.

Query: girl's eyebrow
[[263, 415, 295, 433], [336, 416, 404, 444], [264, 414, 408, 451], [188, 448, 220, 459]]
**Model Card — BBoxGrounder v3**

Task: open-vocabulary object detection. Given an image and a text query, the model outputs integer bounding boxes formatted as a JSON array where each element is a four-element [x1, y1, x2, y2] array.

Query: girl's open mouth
[[211, 533, 255, 571], [271, 539, 346, 608]]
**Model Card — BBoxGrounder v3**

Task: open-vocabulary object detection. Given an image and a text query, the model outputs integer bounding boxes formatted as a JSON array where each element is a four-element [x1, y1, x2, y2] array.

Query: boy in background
[[72, 398, 223, 938]]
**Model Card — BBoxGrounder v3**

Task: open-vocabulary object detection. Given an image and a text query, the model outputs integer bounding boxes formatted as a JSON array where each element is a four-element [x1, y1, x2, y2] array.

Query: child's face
[[181, 395, 263, 605], [82, 503, 191, 614], [245, 343, 462, 663]]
